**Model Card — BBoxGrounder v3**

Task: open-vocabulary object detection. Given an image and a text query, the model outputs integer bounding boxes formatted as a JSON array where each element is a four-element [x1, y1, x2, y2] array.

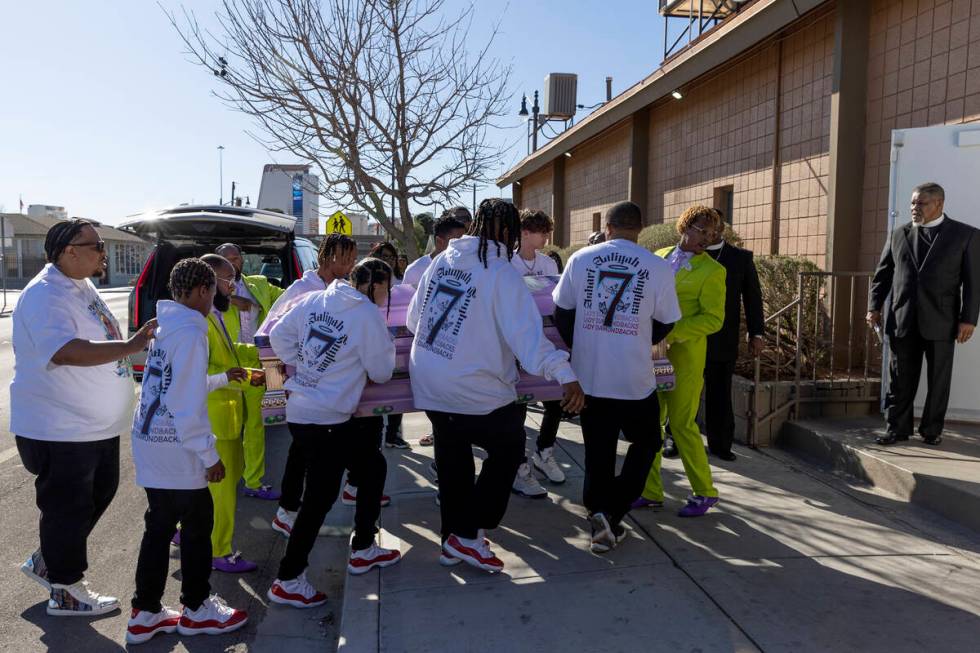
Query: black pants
[[384, 414, 403, 441], [703, 359, 736, 455], [347, 416, 383, 488], [132, 488, 212, 612], [520, 400, 563, 452], [579, 392, 661, 527], [277, 420, 386, 580], [886, 332, 955, 438], [279, 434, 305, 513], [427, 403, 525, 541], [15, 436, 119, 586]]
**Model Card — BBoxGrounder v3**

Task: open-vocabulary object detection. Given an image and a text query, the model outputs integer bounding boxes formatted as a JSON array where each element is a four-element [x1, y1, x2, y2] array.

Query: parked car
[[120, 204, 319, 380]]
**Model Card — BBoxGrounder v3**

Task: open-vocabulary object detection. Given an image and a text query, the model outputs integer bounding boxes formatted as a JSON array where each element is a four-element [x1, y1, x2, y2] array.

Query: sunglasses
[[71, 240, 106, 253]]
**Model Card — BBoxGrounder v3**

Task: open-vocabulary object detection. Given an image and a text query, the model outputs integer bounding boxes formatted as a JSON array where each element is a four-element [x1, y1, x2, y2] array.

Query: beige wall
[[564, 121, 632, 245], [859, 0, 980, 270], [521, 166, 554, 219]]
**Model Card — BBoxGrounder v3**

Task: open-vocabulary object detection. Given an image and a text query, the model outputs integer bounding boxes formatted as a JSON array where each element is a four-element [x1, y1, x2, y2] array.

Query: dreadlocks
[[168, 257, 216, 299], [469, 198, 521, 268], [44, 218, 93, 263], [350, 257, 394, 316], [318, 233, 357, 264]]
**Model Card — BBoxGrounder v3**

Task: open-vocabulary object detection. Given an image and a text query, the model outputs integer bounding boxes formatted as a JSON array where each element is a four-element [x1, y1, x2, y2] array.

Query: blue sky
[[1, 1, 665, 227]]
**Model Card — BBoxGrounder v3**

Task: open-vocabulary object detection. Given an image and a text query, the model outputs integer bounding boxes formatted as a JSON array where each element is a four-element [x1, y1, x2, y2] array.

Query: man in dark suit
[[868, 182, 979, 446]]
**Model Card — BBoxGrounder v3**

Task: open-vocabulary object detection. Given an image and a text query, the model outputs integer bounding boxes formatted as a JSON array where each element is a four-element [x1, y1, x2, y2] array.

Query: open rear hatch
[[118, 205, 297, 243]]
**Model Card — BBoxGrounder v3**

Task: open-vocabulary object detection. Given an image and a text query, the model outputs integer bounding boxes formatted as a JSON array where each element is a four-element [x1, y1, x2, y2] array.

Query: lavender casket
[[254, 275, 675, 424]]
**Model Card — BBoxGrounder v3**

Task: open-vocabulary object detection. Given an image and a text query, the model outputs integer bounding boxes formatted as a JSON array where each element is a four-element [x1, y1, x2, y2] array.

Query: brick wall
[[565, 121, 631, 245], [859, 0, 980, 270], [520, 166, 553, 218]]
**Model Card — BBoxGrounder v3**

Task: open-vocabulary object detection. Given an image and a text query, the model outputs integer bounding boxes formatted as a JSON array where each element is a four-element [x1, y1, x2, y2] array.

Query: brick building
[[497, 0, 980, 272]]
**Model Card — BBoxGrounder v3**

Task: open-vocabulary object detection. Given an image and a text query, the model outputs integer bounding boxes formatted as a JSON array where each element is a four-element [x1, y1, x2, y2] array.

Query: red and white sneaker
[[176, 595, 248, 636], [125, 606, 180, 644], [442, 534, 504, 573], [272, 507, 333, 538], [267, 572, 327, 609], [341, 483, 391, 507], [348, 541, 402, 575]]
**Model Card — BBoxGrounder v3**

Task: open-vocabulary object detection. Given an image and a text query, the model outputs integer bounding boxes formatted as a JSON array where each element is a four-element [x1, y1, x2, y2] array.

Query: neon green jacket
[[206, 310, 261, 440], [656, 246, 726, 345]]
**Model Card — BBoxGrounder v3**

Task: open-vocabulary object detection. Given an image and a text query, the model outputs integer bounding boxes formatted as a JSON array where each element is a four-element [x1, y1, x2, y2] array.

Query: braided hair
[[44, 218, 93, 262], [469, 198, 521, 268], [168, 257, 216, 299], [350, 257, 394, 315], [318, 233, 357, 264]]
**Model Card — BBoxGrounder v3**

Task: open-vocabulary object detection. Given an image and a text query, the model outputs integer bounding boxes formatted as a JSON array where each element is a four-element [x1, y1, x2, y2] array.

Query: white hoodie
[[269, 280, 395, 425], [407, 235, 576, 415], [131, 301, 220, 490]]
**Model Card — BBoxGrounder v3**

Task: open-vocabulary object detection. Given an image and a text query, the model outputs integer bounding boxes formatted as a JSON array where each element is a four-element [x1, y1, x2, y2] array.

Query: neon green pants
[[210, 436, 244, 558], [241, 384, 267, 490], [642, 340, 718, 501]]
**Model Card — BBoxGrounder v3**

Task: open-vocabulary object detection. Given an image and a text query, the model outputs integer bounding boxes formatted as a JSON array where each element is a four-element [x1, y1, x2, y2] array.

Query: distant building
[[0, 213, 151, 288], [257, 164, 320, 237], [27, 204, 68, 221]]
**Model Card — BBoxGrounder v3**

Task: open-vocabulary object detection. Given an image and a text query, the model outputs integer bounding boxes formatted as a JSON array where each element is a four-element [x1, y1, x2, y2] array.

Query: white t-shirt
[[553, 239, 681, 400], [234, 277, 259, 344], [511, 250, 560, 277], [401, 254, 432, 289], [10, 264, 136, 442]]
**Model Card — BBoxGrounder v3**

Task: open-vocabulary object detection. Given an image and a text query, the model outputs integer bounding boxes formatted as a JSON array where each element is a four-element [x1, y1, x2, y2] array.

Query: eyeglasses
[[216, 276, 236, 290], [70, 240, 106, 253]]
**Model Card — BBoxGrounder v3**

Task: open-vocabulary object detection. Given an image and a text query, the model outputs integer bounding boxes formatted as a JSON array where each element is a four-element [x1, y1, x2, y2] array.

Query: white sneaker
[[126, 606, 180, 644], [348, 541, 402, 575], [442, 534, 504, 573], [177, 595, 248, 635], [589, 512, 616, 554], [341, 483, 391, 507], [47, 580, 120, 616], [531, 447, 566, 484], [272, 507, 333, 538], [511, 462, 547, 498], [21, 548, 51, 591], [268, 572, 327, 609]]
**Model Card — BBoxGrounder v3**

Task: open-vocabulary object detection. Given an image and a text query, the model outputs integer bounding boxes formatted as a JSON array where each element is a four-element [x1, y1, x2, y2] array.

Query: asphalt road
[[0, 290, 347, 652]]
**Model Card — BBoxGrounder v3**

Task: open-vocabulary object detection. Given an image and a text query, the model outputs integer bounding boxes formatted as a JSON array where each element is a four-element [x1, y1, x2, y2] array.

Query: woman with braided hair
[[12, 219, 157, 616], [406, 198, 585, 573]]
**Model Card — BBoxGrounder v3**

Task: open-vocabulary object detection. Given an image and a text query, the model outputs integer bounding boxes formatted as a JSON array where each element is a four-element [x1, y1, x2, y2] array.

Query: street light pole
[[217, 145, 225, 205]]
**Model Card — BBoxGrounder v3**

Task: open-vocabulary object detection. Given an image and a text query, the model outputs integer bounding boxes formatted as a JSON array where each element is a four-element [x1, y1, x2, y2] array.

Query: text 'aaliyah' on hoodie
[[268, 279, 395, 425]]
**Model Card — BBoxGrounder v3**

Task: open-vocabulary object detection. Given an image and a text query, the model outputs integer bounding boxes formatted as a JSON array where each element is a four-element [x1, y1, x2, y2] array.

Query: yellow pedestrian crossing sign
[[326, 211, 352, 235]]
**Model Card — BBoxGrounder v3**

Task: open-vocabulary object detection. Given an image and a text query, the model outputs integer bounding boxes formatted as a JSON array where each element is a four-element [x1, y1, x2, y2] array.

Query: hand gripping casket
[[253, 275, 674, 424]]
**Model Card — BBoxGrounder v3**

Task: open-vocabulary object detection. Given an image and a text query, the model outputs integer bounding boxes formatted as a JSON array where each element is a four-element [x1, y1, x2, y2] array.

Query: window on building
[[713, 186, 734, 224], [113, 243, 146, 277]]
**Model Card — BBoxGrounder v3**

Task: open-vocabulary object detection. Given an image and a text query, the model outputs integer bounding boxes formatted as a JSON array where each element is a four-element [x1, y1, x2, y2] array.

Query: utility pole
[[217, 145, 225, 205], [472, 184, 477, 216], [231, 181, 237, 206]]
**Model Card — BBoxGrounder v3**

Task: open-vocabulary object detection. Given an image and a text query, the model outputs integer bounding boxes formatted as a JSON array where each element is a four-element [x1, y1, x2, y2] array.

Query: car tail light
[[293, 249, 303, 279], [133, 364, 145, 373], [131, 251, 156, 331]]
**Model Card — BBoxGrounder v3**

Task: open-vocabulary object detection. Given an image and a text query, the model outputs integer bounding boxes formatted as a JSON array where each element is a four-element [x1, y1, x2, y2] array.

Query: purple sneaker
[[678, 495, 719, 517], [171, 531, 181, 547], [630, 496, 664, 510], [212, 552, 258, 573], [244, 484, 281, 501]]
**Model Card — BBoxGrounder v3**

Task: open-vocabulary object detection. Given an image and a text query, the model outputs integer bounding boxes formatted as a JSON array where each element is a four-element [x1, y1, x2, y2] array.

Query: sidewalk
[[339, 409, 980, 653]]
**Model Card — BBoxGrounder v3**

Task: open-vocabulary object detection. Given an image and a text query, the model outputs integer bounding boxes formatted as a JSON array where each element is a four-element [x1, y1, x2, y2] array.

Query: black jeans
[[427, 403, 525, 541], [579, 392, 661, 527], [886, 332, 955, 438], [347, 417, 384, 488], [15, 435, 119, 586], [279, 434, 305, 513], [704, 360, 736, 455], [521, 400, 563, 452], [384, 414, 403, 441], [277, 419, 386, 581], [132, 488, 213, 612]]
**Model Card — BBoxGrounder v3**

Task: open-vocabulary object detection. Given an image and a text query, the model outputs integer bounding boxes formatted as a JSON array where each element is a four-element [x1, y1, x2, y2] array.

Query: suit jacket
[[656, 247, 727, 347], [705, 244, 765, 362], [869, 215, 980, 341]]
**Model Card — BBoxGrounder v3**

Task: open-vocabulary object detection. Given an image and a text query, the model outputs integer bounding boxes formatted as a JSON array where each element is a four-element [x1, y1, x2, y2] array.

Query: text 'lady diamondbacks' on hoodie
[[131, 300, 220, 490], [407, 235, 576, 415], [269, 279, 395, 425]]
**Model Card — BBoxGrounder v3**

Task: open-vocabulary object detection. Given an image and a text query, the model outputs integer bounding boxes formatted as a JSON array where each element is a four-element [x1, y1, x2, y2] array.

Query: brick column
[[552, 157, 567, 247]]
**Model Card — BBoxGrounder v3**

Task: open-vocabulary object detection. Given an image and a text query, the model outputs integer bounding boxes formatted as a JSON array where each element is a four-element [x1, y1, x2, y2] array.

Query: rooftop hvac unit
[[542, 73, 578, 119]]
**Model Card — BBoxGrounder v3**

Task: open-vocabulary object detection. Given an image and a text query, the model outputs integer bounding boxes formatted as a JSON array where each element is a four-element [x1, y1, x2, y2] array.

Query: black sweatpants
[[886, 332, 955, 438], [277, 419, 386, 581], [132, 488, 213, 612], [15, 435, 120, 586], [579, 392, 661, 527], [427, 403, 526, 541], [520, 400, 563, 452], [703, 360, 736, 455]]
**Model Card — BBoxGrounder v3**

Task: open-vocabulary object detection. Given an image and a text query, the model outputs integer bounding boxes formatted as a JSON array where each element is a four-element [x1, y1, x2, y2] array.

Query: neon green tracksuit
[[642, 247, 726, 502], [223, 275, 283, 490]]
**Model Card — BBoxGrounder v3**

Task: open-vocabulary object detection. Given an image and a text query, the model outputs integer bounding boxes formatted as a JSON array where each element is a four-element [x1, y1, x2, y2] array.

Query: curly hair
[[369, 241, 399, 260], [319, 233, 357, 263], [519, 209, 554, 234], [470, 198, 521, 268], [675, 205, 722, 235], [168, 257, 216, 299], [350, 257, 393, 314]]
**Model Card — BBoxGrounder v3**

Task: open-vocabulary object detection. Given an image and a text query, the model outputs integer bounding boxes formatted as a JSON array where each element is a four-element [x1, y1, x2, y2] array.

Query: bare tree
[[168, 0, 511, 257]]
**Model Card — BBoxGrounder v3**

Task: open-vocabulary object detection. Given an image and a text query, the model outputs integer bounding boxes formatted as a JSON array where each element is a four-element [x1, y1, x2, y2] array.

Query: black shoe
[[921, 434, 943, 446], [711, 450, 737, 462], [385, 435, 411, 449], [875, 433, 910, 445], [662, 437, 679, 458]]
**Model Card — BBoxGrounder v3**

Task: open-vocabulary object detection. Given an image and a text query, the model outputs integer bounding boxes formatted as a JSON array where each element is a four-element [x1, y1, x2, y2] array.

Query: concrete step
[[777, 416, 980, 534]]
